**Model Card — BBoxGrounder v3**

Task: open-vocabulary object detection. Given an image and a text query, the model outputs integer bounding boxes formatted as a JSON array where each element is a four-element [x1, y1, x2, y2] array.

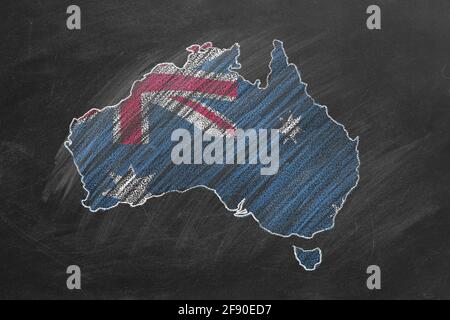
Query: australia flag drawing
[[65, 40, 360, 270]]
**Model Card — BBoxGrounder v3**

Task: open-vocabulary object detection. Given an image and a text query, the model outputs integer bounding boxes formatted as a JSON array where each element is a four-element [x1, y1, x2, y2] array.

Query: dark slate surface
[[0, 0, 449, 299]]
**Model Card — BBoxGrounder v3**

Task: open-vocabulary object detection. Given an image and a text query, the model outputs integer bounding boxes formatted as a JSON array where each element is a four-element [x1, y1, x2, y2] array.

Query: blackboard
[[0, 0, 449, 299]]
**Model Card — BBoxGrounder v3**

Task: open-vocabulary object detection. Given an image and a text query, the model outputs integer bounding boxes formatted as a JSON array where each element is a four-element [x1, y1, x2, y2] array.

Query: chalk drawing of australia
[[65, 40, 360, 270]]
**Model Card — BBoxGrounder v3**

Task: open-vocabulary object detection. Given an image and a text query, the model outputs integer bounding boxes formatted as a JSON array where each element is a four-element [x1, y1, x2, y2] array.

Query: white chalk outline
[[65, 39, 361, 248], [292, 246, 322, 271]]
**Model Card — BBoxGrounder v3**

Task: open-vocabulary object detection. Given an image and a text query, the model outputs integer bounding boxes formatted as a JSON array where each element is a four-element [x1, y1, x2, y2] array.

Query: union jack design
[[109, 43, 239, 144]]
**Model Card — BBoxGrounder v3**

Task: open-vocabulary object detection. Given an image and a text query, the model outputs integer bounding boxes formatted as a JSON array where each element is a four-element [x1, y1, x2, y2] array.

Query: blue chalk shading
[[65, 40, 360, 270], [293, 246, 322, 271]]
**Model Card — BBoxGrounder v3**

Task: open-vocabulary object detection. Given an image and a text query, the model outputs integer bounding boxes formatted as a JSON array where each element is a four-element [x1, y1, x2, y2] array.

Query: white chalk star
[[102, 166, 155, 206], [278, 113, 301, 144]]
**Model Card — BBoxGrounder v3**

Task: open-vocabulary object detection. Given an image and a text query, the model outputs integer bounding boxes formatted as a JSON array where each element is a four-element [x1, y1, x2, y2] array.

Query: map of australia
[[65, 40, 360, 270]]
